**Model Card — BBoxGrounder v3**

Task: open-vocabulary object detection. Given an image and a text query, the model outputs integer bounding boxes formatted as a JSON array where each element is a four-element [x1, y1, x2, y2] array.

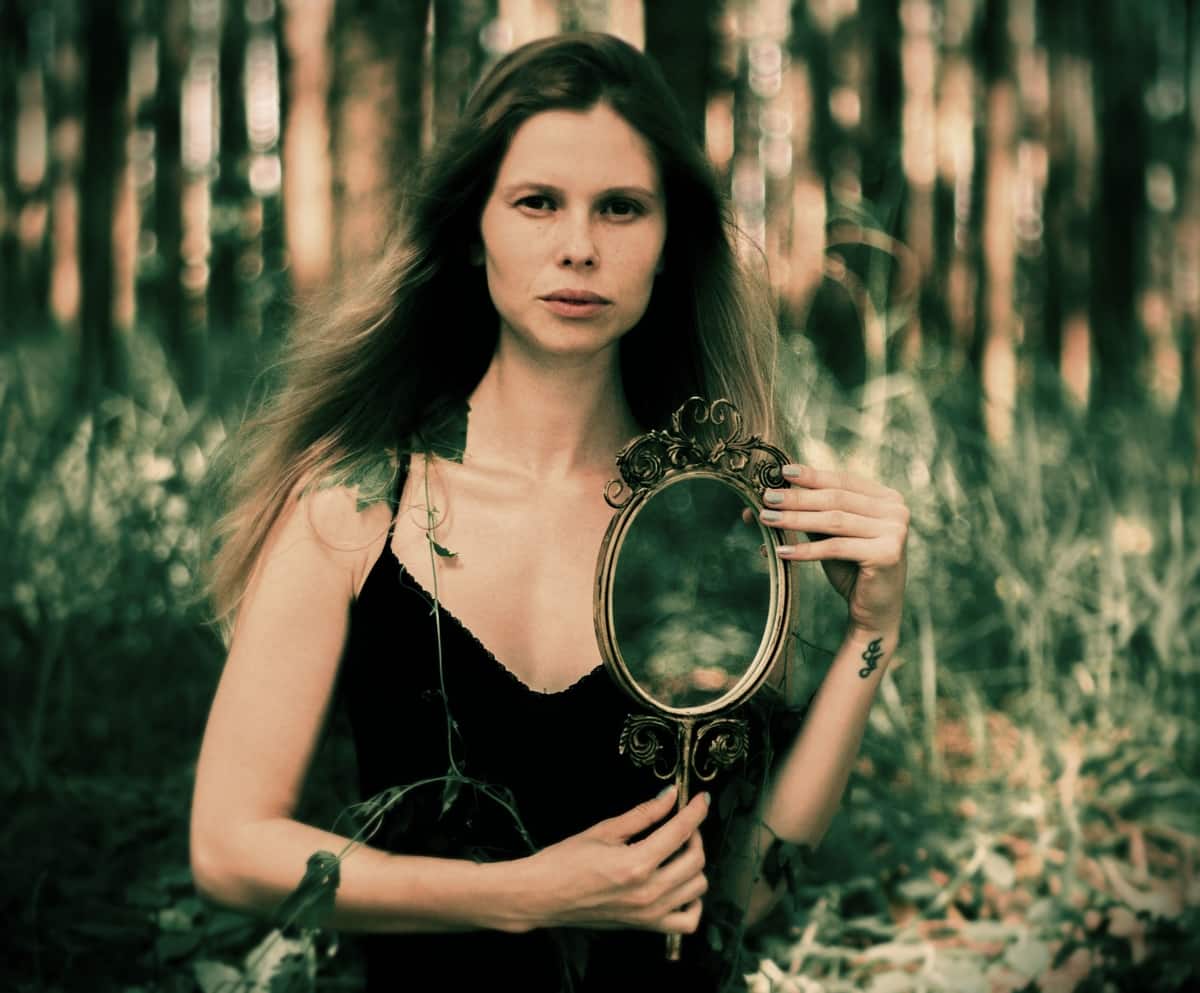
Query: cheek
[[636, 222, 667, 283], [615, 237, 666, 297], [483, 227, 544, 289]]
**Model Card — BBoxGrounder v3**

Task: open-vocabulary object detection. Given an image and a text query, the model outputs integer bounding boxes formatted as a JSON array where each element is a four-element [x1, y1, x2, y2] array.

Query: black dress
[[339, 473, 773, 991]]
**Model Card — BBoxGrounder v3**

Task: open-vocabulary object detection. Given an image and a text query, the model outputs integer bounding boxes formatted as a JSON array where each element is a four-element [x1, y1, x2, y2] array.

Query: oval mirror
[[610, 474, 774, 712], [594, 397, 794, 720]]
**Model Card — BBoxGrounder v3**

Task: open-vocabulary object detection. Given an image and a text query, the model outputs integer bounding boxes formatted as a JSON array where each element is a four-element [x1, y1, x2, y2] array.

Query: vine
[[223, 438, 548, 992]]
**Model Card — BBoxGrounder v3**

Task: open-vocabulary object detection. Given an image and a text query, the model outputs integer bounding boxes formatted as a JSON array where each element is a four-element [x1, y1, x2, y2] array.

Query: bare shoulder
[[196, 475, 397, 842], [250, 474, 396, 604]]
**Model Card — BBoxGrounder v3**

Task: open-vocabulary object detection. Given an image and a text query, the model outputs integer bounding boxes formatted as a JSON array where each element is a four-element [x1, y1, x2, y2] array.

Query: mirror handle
[[666, 718, 696, 962]]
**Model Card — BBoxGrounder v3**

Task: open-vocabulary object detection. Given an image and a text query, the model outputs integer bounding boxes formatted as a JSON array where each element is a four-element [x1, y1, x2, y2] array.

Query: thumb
[[594, 786, 677, 842]]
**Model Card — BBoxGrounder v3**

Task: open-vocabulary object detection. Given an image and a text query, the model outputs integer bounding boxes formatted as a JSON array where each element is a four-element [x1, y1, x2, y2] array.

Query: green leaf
[[962, 919, 1018, 942], [930, 955, 989, 993], [982, 850, 1015, 889], [867, 971, 918, 993], [1026, 897, 1059, 924], [156, 928, 203, 961], [193, 959, 244, 993], [313, 451, 397, 512], [200, 909, 260, 946], [125, 880, 168, 908], [1004, 933, 1051, 978], [243, 930, 313, 990], [273, 851, 340, 932], [441, 777, 462, 818], [156, 905, 197, 932], [897, 877, 940, 903], [706, 922, 725, 952], [267, 953, 313, 993], [432, 540, 457, 558], [862, 940, 928, 965], [414, 397, 470, 464]]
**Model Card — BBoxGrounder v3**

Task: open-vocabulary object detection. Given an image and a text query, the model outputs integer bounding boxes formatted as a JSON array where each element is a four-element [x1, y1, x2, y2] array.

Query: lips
[[539, 289, 611, 303], [538, 288, 612, 319]]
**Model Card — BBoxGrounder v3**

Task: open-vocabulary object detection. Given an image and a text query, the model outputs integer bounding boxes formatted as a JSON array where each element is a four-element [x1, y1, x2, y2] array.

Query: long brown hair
[[208, 32, 780, 626]]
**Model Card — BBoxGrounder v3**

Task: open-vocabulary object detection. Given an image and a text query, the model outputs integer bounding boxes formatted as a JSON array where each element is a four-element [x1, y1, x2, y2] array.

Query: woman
[[190, 32, 909, 991]]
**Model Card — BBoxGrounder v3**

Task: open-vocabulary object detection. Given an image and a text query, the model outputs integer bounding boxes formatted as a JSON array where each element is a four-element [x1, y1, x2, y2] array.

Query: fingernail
[[760, 510, 783, 523], [763, 490, 784, 505], [782, 465, 804, 479], [702, 792, 711, 806], [775, 545, 794, 556], [658, 784, 677, 799]]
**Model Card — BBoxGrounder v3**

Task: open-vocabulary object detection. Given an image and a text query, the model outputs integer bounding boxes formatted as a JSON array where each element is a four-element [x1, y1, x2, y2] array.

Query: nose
[[557, 210, 597, 268]]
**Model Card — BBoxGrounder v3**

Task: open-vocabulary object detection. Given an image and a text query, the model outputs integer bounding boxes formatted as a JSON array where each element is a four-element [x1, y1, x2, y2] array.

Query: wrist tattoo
[[858, 638, 883, 679]]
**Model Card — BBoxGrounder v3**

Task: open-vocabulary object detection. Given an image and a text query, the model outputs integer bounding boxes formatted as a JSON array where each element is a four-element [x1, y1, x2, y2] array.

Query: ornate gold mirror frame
[[593, 396, 794, 959]]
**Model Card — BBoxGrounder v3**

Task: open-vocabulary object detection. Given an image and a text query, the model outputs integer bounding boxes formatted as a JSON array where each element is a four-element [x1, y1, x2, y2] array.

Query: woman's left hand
[[758, 463, 909, 639]]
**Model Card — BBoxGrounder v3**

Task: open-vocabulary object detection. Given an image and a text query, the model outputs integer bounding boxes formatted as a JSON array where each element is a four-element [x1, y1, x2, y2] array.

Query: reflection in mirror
[[612, 476, 772, 710]]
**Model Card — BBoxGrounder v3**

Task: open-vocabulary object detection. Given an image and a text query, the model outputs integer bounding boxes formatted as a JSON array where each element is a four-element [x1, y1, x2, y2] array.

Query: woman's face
[[478, 102, 667, 362]]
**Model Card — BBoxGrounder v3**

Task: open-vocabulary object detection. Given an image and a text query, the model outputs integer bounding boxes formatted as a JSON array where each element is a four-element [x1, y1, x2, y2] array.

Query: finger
[[597, 786, 678, 842], [636, 792, 709, 864], [650, 866, 708, 919], [741, 507, 756, 525], [777, 535, 904, 568], [643, 836, 706, 917], [763, 486, 909, 523], [656, 898, 704, 935], [783, 464, 902, 502], [653, 829, 705, 890], [759, 508, 887, 539]]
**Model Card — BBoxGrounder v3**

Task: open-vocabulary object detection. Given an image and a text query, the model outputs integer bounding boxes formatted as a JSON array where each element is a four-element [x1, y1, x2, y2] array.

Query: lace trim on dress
[[390, 549, 606, 698]]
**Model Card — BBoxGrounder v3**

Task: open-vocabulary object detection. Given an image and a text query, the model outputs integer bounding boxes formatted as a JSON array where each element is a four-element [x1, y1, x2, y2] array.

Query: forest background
[[2, 0, 1198, 990]]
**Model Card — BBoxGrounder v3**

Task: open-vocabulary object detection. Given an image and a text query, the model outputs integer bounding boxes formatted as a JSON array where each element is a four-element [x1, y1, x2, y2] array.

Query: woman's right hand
[[513, 787, 710, 934]]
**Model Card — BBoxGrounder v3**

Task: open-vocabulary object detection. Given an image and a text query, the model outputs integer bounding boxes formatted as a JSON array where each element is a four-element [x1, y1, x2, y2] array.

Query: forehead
[[495, 103, 661, 192]]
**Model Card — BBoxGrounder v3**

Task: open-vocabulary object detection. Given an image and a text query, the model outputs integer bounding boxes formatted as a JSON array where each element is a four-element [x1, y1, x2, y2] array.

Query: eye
[[515, 193, 556, 212], [601, 197, 645, 220]]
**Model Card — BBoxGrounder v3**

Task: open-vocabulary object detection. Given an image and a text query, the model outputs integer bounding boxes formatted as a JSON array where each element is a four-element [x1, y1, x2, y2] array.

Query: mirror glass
[[611, 476, 773, 710]]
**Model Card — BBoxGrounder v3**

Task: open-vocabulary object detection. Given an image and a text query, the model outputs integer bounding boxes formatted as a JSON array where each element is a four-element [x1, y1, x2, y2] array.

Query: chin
[[507, 318, 631, 361]]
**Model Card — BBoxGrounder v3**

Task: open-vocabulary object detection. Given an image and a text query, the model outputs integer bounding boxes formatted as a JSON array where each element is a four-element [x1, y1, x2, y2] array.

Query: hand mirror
[[593, 397, 794, 959]]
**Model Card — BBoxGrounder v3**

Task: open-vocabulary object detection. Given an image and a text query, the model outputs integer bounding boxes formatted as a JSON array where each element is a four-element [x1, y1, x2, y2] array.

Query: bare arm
[[725, 464, 909, 923], [190, 485, 710, 935], [722, 628, 896, 924]]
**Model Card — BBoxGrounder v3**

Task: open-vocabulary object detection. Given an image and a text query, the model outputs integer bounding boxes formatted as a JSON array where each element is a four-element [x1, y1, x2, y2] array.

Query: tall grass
[[780, 332, 1198, 761], [753, 337, 1200, 992]]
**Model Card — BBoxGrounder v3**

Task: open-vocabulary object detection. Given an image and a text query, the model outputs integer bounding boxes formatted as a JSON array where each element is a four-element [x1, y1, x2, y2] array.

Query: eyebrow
[[498, 181, 661, 202]]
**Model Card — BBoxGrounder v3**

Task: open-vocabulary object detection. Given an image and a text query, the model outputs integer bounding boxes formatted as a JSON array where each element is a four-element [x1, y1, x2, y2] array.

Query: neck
[[464, 335, 640, 479]]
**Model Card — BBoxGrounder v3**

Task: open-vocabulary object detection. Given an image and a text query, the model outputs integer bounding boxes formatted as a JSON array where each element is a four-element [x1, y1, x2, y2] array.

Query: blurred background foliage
[[1, 0, 1197, 990]]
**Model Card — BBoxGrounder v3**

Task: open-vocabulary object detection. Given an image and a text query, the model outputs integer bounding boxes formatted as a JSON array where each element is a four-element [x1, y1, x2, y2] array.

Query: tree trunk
[[1043, 0, 1096, 407], [1089, 2, 1151, 407], [211, 0, 247, 338], [281, 0, 336, 294], [644, 0, 715, 143], [155, 0, 186, 384], [385, 0, 432, 173], [790, 3, 866, 387], [977, 0, 1018, 447], [3, 8, 55, 336], [78, 2, 130, 401], [0, 10, 27, 335], [432, 0, 493, 142], [327, 0, 430, 280]]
